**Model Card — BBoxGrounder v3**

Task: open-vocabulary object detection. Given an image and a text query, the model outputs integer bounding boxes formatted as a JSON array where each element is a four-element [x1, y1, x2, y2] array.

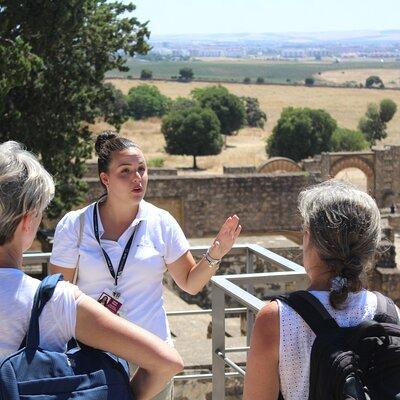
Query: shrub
[[126, 84, 171, 119], [305, 77, 315, 86], [243, 77, 251, 84], [267, 107, 337, 162], [140, 69, 153, 80], [147, 157, 165, 168], [365, 75, 384, 89], [330, 128, 369, 152], [256, 77, 265, 84], [241, 97, 267, 129], [178, 67, 194, 82]]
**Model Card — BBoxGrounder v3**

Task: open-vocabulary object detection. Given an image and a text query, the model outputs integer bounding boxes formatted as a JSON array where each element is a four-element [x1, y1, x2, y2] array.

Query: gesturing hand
[[208, 215, 242, 260]]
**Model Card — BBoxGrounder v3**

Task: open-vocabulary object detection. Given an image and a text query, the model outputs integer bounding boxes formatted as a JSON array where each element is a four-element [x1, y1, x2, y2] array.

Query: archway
[[258, 157, 302, 174], [330, 157, 374, 195]]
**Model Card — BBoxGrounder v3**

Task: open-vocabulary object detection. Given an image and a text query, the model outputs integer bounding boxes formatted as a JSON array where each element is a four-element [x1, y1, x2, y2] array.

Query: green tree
[[192, 85, 246, 142], [241, 97, 267, 129], [365, 75, 384, 88], [0, 1, 149, 218], [178, 67, 194, 82], [330, 128, 369, 152], [243, 77, 251, 84], [266, 107, 337, 162], [170, 97, 198, 112], [305, 77, 315, 86], [256, 77, 265, 84], [126, 84, 171, 119], [162, 107, 223, 169], [140, 69, 153, 80], [98, 83, 129, 130], [379, 98, 397, 123], [358, 99, 397, 145]]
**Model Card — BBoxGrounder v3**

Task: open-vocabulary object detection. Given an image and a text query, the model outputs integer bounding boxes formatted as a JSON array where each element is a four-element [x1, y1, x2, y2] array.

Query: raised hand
[[208, 215, 242, 260]]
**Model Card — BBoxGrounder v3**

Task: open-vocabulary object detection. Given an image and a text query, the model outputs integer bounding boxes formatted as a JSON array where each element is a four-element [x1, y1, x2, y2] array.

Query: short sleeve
[[50, 211, 81, 268], [163, 212, 190, 264], [39, 281, 78, 350]]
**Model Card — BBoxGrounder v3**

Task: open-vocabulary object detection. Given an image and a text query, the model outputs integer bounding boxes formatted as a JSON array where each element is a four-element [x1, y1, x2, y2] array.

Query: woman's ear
[[99, 172, 109, 188], [20, 213, 32, 233]]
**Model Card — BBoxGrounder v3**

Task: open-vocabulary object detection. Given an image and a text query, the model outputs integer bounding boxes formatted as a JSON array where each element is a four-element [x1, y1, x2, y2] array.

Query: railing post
[[246, 250, 255, 346], [212, 282, 226, 400]]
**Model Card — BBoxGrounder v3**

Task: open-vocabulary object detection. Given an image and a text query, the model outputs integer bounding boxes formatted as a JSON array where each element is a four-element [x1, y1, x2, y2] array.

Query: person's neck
[[307, 265, 332, 291], [0, 244, 22, 269], [100, 195, 140, 226]]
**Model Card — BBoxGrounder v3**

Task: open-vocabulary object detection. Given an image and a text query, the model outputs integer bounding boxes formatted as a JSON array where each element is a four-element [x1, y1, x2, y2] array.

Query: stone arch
[[258, 157, 302, 174], [329, 156, 375, 194]]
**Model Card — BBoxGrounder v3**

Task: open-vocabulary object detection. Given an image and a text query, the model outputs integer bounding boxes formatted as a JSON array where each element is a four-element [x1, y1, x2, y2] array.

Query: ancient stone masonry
[[255, 146, 400, 208], [86, 173, 319, 237], [302, 146, 400, 207]]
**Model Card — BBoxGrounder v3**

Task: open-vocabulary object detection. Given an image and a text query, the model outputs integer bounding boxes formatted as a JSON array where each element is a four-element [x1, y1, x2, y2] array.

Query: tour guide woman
[[50, 131, 242, 398], [0, 141, 183, 400]]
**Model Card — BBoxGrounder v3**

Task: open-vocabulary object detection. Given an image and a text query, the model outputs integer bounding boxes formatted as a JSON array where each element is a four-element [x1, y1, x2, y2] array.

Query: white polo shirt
[[50, 200, 190, 343]]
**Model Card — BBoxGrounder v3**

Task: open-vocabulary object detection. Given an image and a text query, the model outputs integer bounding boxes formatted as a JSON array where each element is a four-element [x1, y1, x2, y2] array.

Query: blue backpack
[[0, 274, 134, 399]]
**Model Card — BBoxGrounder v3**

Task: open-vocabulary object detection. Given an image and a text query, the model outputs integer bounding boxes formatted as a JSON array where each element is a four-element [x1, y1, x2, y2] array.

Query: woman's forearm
[[131, 367, 173, 400], [184, 256, 219, 295]]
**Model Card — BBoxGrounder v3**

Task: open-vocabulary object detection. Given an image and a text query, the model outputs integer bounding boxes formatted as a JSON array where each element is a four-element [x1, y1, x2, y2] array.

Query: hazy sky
[[129, 0, 400, 36]]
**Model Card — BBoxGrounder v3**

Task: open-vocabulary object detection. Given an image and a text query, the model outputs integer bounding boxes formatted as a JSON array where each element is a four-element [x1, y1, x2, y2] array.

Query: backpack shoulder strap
[[276, 290, 339, 335], [373, 291, 400, 325], [24, 274, 64, 351]]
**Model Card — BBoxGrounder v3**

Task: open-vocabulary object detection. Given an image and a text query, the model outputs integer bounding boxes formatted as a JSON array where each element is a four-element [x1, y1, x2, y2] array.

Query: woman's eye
[[121, 168, 130, 174]]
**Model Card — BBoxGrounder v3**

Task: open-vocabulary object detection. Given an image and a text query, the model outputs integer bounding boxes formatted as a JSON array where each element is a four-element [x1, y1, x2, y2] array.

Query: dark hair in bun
[[95, 131, 138, 188]]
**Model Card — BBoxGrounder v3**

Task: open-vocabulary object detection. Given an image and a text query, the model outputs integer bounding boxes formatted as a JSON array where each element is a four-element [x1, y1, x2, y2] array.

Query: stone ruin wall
[[86, 172, 319, 237]]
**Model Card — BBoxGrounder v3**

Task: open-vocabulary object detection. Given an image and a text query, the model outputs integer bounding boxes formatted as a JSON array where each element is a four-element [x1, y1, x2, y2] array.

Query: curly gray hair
[[298, 180, 381, 309]]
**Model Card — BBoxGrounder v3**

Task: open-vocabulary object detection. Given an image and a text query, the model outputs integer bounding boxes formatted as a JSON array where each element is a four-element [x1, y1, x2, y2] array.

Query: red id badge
[[97, 288, 124, 315]]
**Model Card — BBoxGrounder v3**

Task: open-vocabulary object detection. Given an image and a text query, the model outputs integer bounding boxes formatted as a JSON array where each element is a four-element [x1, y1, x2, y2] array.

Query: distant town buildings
[[146, 34, 400, 60]]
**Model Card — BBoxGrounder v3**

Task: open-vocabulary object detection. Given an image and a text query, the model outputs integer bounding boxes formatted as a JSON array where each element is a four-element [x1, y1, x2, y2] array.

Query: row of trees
[[267, 98, 397, 161], [108, 83, 267, 128], [140, 67, 194, 81]]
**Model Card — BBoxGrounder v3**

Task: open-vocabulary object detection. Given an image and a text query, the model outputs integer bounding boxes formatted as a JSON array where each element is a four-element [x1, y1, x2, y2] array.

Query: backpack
[[0, 274, 134, 400], [277, 290, 400, 400]]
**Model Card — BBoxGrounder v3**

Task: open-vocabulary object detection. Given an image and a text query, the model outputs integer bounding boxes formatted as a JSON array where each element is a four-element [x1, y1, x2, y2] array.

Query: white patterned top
[[277, 290, 378, 400]]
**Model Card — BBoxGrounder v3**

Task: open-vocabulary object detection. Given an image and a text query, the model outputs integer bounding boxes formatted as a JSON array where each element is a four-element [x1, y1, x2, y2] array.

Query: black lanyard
[[93, 202, 141, 287]]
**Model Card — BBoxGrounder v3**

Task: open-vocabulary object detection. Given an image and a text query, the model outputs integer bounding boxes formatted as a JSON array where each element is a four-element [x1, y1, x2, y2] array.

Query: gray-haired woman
[[243, 180, 398, 400], [0, 141, 183, 400]]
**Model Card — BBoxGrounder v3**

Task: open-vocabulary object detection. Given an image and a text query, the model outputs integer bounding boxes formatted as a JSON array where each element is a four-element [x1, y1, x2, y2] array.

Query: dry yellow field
[[99, 79, 400, 175], [317, 69, 400, 88]]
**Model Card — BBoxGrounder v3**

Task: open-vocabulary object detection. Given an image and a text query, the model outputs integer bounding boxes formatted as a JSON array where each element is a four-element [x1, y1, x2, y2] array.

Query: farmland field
[[98, 78, 400, 177], [107, 59, 400, 85], [318, 68, 400, 88]]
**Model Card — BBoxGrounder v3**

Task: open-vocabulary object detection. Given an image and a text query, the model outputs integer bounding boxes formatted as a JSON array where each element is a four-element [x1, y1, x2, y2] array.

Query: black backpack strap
[[373, 291, 400, 325], [276, 290, 339, 335]]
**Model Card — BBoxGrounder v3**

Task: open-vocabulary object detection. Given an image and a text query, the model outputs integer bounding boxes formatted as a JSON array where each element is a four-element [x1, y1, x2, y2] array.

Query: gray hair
[[0, 141, 55, 245], [298, 180, 381, 309]]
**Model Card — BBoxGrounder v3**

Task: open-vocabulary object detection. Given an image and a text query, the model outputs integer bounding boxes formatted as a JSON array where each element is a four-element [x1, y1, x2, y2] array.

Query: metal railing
[[210, 245, 308, 399], [22, 244, 308, 396]]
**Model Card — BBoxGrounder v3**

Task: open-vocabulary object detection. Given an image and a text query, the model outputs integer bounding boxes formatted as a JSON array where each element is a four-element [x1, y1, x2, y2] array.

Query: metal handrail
[[210, 246, 307, 399], [22, 246, 308, 391]]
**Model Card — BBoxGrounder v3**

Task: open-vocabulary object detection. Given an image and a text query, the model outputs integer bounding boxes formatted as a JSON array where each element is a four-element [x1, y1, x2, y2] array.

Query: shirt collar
[[95, 197, 148, 236]]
